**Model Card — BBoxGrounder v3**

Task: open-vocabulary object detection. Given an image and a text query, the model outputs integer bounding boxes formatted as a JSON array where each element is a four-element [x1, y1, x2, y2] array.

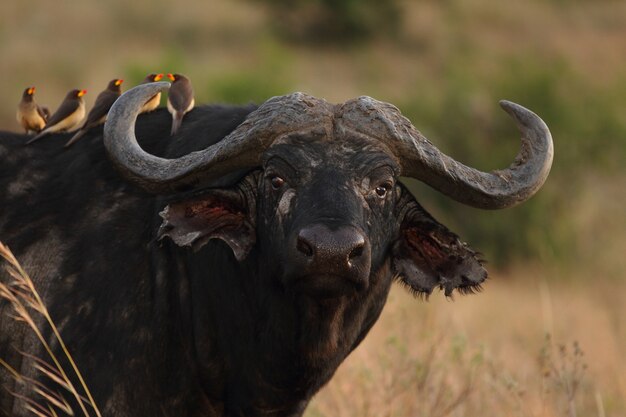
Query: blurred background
[[1, 0, 624, 415]]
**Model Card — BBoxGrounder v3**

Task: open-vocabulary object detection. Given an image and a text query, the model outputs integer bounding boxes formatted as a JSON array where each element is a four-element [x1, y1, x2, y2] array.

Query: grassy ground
[[307, 272, 626, 417]]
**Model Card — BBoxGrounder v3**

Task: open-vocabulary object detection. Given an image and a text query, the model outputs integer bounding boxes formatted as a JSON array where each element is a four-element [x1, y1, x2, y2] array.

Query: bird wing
[[84, 91, 119, 127], [168, 81, 194, 112], [37, 105, 50, 120], [45, 99, 80, 128]]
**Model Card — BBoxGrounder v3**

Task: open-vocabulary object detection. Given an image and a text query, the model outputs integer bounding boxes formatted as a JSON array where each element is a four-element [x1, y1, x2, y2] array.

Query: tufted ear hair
[[391, 186, 487, 297], [157, 173, 258, 261]]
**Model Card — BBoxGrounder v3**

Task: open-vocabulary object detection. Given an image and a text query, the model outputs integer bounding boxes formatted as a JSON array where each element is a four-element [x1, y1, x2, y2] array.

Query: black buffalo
[[0, 83, 553, 417]]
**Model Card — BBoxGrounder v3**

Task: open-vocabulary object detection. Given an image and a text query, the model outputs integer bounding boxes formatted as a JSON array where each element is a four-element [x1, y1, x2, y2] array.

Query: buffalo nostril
[[296, 236, 314, 257], [348, 243, 364, 260]]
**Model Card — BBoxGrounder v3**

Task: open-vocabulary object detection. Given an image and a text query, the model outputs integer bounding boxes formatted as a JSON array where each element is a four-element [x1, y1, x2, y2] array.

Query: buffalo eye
[[270, 175, 285, 190], [375, 182, 392, 198]]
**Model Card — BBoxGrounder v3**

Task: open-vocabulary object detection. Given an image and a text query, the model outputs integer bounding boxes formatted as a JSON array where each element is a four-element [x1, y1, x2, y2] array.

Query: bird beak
[[154, 74, 164, 81], [28, 87, 35, 95], [167, 73, 175, 81], [116, 79, 124, 86], [78, 90, 87, 97]]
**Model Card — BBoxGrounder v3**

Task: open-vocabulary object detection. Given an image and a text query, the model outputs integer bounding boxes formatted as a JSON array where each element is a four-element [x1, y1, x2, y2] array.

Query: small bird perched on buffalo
[[16, 87, 50, 134], [166, 73, 194, 136], [140, 73, 164, 114], [26, 89, 87, 145], [64, 79, 123, 148]]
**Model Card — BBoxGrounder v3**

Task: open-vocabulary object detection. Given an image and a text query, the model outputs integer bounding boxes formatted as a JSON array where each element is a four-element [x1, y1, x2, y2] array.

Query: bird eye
[[270, 175, 285, 190]]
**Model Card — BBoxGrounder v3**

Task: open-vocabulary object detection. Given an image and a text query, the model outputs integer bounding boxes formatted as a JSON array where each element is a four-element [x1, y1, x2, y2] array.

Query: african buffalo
[[0, 82, 553, 417]]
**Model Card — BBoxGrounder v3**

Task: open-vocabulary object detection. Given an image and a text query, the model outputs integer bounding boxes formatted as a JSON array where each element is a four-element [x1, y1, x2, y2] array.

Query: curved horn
[[104, 84, 332, 194], [338, 98, 553, 209]]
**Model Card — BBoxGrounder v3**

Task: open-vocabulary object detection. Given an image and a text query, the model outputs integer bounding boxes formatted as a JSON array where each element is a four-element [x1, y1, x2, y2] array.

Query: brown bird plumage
[[27, 89, 87, 145], [65, 79, 123, 148], [167, 73, 194, 136], [16, 87, 48, 134], [140, 73, 164, 114]]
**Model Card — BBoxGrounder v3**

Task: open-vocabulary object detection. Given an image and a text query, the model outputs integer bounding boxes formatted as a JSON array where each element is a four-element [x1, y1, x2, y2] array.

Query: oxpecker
[[16, 87, 48, 134], [140, 73, 164, 114], [166, 73, 194, 136], [65, 79, 123, 148], [27, 89, 87, 144]]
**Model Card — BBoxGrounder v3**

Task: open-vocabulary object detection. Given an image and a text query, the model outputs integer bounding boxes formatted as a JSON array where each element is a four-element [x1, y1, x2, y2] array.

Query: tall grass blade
[[0, 242, 102, 417]]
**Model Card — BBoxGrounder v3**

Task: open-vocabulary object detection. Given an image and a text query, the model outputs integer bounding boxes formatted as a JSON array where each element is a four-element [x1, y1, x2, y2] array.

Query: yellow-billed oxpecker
[[140, 73, 164, 114], [16, 87, 49, 134], [166, 73, 195, 136], [27, 89, 87, 144], [64, 79, 123, 148]]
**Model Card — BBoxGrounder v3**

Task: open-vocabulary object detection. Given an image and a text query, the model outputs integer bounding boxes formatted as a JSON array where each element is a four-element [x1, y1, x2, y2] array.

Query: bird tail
[[64, 129, 87, 148], [25, 129, 49, 145], [170, 113, 183, 136]]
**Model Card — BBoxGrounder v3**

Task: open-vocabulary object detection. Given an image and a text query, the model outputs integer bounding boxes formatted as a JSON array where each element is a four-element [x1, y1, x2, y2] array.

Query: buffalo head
[[104, 83, 553, 299]]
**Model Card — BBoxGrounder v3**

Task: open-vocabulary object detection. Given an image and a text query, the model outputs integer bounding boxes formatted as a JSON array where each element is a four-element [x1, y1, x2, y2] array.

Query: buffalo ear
[[158, 185, 256, 261], [391, 190, 487, 297]]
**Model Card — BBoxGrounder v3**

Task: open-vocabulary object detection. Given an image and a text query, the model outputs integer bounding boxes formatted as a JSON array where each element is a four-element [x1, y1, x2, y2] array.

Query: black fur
[[0, 104, 486, 417]]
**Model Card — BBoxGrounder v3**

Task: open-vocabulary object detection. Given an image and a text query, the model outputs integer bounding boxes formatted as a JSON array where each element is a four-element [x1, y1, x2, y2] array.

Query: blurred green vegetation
[[248, 0, 401, 43], [400, 57, 626, 269], [206, 40, 295, 103], [1, 0, 624, 277]]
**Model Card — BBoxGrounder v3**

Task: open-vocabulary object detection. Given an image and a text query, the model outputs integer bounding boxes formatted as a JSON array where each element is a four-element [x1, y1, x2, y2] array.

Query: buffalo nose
[[296, 224, 369, 269]]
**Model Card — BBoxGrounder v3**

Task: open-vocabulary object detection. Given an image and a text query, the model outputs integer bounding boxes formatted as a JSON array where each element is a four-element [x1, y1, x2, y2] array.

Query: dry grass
[[0, 242, 102, 417], [306, 273, 626, 417]]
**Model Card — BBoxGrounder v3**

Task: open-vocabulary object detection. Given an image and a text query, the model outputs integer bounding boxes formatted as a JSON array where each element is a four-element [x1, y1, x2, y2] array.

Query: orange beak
[[115, 79, 124, 86], [154, 74, 163, 81], [78, 90, 87, 97], [28, 87, 35, 95], [167, 73, 175, 81]]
